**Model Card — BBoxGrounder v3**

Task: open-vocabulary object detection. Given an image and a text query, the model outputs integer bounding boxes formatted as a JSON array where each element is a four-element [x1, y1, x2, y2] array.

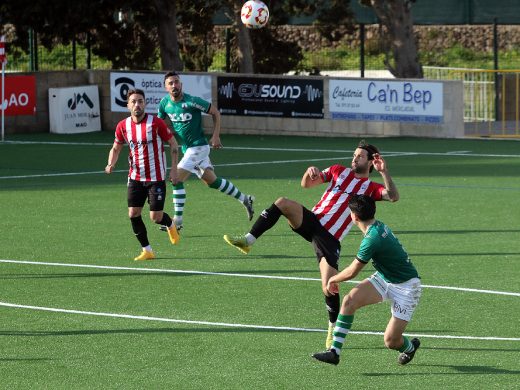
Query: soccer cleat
[[167, 225, 181, 245], [398, 338, 420, 365], [312, 349, 340, 366], [243, 195, 255, 221], [134, 250, 155, 261], [325, 323, 335, 349], [223, 234, 251, 254], [160, 224, 183, 232]]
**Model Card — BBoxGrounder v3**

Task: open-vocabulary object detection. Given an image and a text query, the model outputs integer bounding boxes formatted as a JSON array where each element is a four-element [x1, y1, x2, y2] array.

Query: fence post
[[29, 28, 39, 71], [493, 18, 499, 121], [360, 23, 365, 78], [86, 32, 91, 69], [225, 27, 231, 73], [72, 37, 77, 70]]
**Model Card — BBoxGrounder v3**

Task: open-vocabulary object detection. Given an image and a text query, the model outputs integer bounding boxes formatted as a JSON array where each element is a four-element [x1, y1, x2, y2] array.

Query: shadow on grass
[[363, 364, 520, 376], [394, 229, 520, 235]]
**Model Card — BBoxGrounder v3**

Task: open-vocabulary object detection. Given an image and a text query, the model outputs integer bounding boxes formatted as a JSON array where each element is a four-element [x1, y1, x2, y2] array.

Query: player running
[[157, 71, 254, 240]]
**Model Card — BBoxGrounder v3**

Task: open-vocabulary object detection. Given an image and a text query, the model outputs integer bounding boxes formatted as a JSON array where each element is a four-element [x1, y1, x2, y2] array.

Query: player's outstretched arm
[[373, 153, 399, 202], [301, 166, 323, 188]]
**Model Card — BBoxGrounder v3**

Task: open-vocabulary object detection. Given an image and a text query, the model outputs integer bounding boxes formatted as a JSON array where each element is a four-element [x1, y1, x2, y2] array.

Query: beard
[[352, 163, 368, 174]]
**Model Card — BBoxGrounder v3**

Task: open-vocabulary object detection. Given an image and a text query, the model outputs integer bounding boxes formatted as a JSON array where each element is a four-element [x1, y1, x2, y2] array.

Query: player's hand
[[210, 136, 223, 149], [170, 169, 179, 185], [327, 280, 339, 295], [307, 166, 320, 181], [105, 164, 113, 174], [372, 153, 387, 173]]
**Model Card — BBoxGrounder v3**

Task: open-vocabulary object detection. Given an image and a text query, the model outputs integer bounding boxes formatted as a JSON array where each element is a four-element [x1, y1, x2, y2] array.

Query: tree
[[360, 0, 423, 78], [152, 0, 183, 70]]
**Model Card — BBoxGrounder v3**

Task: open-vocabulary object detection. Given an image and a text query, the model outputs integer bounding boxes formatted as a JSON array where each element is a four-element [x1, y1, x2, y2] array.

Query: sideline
[[0, 301, 518, 342], [1, 259, 519, 297]]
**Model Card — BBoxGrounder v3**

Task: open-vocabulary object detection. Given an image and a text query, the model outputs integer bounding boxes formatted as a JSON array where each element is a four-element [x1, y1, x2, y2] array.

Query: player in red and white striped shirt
[[105, 89, 181, 261], [224, 141, 399, 349]]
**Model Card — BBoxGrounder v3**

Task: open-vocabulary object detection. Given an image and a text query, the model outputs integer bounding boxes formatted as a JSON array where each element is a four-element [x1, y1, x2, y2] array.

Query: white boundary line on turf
[[1, 259, 519, 297], [2, 151, 520, 180], [0, 301, 518, 342]]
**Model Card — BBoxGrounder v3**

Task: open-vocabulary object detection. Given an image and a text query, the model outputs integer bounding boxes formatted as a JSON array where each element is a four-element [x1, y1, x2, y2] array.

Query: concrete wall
[[4, 70, 464, 138]]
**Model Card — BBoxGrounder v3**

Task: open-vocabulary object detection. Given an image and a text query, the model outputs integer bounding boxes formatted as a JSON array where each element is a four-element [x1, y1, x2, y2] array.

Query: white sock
[[143, 245, 153, 252], [245, 233, 256, 245]]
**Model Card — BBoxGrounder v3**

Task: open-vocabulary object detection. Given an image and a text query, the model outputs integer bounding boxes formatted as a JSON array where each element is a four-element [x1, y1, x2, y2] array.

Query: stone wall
[[212, 25, 520, 53]]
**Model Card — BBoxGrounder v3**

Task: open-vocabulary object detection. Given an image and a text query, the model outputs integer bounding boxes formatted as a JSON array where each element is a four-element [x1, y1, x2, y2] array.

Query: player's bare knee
[[274, 197, 288, 207], [341, 294, 358, 314], [384, 334, 402, 350]]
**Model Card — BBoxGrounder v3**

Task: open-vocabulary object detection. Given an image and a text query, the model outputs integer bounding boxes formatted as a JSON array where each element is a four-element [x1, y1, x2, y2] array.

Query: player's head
[[358, 140, 380, 172], [164, 71, 182, 98], [348, 194, 376, 222], [126, 88, 146, 117]]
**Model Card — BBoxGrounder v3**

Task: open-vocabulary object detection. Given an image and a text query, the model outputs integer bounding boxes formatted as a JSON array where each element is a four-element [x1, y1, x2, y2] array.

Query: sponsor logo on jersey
[[168, 112, 193, 123]]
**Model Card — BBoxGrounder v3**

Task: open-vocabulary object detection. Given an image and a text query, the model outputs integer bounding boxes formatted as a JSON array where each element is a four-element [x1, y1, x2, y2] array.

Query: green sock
[[209, 177, 245, 202], [331, 314, 354, 354], [399, 336, 414, 353], [172, 183, 185, 225]]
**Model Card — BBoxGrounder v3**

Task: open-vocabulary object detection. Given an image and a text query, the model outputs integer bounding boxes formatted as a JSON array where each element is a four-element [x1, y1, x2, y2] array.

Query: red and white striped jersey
[[114, 114, 173, 182], [312, 164, 385, 241]]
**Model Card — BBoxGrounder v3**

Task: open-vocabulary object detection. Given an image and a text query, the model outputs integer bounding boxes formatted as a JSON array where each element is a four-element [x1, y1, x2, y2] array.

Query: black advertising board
[[217, 76, 324, 118]]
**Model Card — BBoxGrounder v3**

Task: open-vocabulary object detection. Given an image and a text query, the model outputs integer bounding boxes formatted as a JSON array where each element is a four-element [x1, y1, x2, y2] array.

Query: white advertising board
[[329, 79, 444, 123], [49, 85, 101, 133], [110, 72, 212, 113]]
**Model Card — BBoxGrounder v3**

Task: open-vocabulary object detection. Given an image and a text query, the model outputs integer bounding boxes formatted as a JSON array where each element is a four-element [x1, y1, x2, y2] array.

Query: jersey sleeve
[[114, 122, 126, 144], [157, 98, 166, 119], [370, 182, 385, 201], [155, 117, 173, 141], [191, 95, 211, 113], [320, 164, 346, 182], [356, 233, 377, 263]]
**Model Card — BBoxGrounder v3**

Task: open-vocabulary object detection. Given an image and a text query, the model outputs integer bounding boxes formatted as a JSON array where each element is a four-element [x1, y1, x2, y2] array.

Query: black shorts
[[127, 179, 167, 211], [292, 206, 341, 270]]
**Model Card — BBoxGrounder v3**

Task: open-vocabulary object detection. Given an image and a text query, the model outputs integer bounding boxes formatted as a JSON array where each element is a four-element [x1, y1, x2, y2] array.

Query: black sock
[[325, 293, 340, 323], [250, 204, 283, 239], [130, 216, 149, 247], [158, 212, 173, 227]]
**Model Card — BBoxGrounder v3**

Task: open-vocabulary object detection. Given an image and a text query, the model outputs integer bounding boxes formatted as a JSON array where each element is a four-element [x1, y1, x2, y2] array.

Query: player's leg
[[385, 278, 422, 365], [313, 279, 383, 365], [223, 197, 303, 254], [128, 179, 154, 260], [201, 164, 255, 221], [319, 258, 339, 349], [171, 168, 191, 229], [385, 316, 420, 365], [148, 181, 179, 245]]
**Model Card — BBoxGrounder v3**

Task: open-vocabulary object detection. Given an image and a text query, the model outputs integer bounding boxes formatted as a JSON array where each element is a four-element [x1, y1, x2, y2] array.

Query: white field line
[[1, 148, 519, 180], [1, 259, 519, 297], [1, 259, 518, 342], [0, 301, 518, 342]]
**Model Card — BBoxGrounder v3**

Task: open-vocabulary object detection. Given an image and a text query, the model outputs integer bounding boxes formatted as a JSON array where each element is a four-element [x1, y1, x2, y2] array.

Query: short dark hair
[[357, 140, 380, 172], [127, 88, 145, 101], [348, 194, 376, 221], [164, 71, 180, 82]]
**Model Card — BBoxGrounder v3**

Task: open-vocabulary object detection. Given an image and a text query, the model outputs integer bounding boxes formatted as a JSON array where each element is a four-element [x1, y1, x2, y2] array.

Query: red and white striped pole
[[0, 35, 6, 142]]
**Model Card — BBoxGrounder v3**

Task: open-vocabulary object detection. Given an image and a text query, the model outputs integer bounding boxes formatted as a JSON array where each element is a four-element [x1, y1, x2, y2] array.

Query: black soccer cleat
[[312, 349, 340, 366], [398, 338, 420, 365], [243, 195, 255, 221]]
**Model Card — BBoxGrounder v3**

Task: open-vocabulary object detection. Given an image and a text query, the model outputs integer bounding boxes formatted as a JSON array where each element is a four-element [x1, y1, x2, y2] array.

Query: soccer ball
[[241, 0, 269, 29]]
